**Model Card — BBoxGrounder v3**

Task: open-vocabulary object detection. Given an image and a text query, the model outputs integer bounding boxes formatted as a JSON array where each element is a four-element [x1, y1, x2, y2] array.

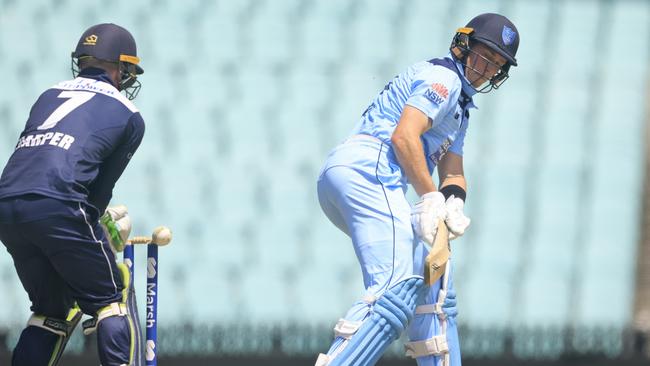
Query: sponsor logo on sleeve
[[428, 138, 452, 166], [423, 83, 449, 105]]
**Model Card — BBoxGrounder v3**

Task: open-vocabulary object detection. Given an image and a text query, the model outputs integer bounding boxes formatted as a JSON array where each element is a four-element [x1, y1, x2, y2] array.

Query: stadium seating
[[0, 0, 648, 356]]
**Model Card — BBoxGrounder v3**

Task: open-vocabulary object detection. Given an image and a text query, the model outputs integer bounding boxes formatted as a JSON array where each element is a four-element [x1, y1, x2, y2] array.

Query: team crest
[[83, 35, 98, 46], [502, 26, 516, 46]]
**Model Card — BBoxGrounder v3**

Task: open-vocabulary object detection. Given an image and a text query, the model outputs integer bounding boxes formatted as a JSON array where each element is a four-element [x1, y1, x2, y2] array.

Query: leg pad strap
[[82, 302, 128, 335], [404, 335, 449, 358], [26, 306, 82, 337], [333, 319, 363, 339]]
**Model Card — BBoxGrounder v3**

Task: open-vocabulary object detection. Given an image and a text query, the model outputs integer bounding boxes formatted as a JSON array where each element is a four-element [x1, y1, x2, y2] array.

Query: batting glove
[[411, 191, 447, 246], [445, 196, 470, 240], [100, 205, 132, 253]]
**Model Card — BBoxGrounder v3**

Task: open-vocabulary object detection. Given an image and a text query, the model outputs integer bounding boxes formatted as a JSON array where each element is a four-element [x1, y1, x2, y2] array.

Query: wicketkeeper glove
[[100, 205, 132, 253], [444, 195, 470, 240], [411, 191, 447, 246]]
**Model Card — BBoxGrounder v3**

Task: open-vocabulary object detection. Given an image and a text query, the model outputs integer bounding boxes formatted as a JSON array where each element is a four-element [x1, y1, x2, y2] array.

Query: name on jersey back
[[15, 132, 75, 151]]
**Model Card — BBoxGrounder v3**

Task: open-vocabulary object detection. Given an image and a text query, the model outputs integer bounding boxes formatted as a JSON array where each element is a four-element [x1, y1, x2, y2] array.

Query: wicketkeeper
[[0, 23, 145, 366]]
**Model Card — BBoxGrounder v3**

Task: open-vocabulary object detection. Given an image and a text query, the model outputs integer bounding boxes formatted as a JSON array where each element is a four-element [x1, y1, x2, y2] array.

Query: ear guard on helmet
[[118, 55, 142, 100], [451, 27, 474, 59]]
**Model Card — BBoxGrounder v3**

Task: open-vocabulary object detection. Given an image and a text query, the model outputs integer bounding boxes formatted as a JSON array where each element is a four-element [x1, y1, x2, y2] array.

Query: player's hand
[[411, 191, 447, 245], [444, 196, 470, 240], [100, 205, 132, 253]]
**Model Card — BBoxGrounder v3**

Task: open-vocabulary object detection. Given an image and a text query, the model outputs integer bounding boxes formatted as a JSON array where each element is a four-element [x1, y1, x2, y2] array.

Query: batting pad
[[328, 276, 424, 366]]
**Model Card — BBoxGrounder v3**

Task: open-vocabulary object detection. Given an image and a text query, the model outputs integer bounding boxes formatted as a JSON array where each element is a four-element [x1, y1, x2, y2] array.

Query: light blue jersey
[[351, 55, 477, 175]]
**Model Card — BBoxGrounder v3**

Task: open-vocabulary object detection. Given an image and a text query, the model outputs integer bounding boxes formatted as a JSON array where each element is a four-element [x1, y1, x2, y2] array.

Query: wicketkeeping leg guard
[[82, 263, 142, 366], [12, 305, 82, 366], [316, 276, 425, 366]]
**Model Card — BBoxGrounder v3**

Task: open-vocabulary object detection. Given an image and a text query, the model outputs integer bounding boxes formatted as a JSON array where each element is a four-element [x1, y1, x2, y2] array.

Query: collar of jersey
[[78, 67, 116, 88], [58, 68, 139, 113]]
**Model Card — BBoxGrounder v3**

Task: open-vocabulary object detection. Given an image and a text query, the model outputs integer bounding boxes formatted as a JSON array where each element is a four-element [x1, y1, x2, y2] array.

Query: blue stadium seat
[[0, 0, 648, 344]]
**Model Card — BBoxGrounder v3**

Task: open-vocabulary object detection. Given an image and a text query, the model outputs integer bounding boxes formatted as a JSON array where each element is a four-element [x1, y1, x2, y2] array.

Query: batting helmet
[[71, 23, 143, 99], [451, 13, 520, 92]]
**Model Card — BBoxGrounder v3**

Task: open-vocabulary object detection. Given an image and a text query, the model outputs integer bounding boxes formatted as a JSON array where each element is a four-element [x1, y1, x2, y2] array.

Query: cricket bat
[[424, 219, 450, 285]]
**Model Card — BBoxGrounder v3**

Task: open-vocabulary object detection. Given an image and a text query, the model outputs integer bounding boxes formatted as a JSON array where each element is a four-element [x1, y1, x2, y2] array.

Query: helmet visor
[[464, 45, 511, 93]]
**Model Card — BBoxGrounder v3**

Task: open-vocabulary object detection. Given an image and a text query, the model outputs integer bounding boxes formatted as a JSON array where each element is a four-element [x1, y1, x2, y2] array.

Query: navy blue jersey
[[0, 68, 145, 215]]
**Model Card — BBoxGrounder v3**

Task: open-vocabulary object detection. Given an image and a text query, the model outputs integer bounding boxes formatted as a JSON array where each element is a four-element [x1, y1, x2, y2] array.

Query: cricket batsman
[[315, 13, 519, 366], [0, 23, 145, 365]]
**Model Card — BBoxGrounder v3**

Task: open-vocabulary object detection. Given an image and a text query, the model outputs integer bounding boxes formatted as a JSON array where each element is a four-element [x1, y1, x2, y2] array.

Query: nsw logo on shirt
[[424, 83, 449, 105]]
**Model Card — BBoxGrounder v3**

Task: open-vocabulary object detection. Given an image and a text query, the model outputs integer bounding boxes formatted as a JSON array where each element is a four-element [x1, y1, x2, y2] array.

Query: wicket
[[125, 226, 172, 366]]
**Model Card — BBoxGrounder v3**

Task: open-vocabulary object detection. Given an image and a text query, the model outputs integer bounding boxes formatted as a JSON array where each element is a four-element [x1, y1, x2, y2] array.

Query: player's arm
[[437, 151, 466, 194], [391, 105, 436, 197], [437, 151, 470, 239], [88, 113, 145, 214], [393, 105, 448, 246], [398, 69, 460, 244]]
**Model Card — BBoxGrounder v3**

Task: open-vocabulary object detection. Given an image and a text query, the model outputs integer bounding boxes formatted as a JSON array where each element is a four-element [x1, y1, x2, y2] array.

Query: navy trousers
[[0, 195, 133, 365], [0, 195, 123, 317]]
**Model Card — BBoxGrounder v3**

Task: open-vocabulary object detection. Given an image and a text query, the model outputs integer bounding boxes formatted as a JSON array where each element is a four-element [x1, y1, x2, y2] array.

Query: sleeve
[[448, 120, 468, 156], [405, 66, 461, 129], [87, 113, 145, 213]]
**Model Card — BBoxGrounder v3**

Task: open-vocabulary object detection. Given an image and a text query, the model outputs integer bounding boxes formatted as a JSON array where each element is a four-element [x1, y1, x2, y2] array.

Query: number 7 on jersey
[[37, 91, 95, 130]]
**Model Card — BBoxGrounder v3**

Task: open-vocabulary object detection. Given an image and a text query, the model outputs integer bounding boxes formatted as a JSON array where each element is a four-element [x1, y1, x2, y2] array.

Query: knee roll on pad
[[27, 306, 82, 337], [323, 276, 424, 366], [82, 302, 128, 335], [15, 306, 82, 366]]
